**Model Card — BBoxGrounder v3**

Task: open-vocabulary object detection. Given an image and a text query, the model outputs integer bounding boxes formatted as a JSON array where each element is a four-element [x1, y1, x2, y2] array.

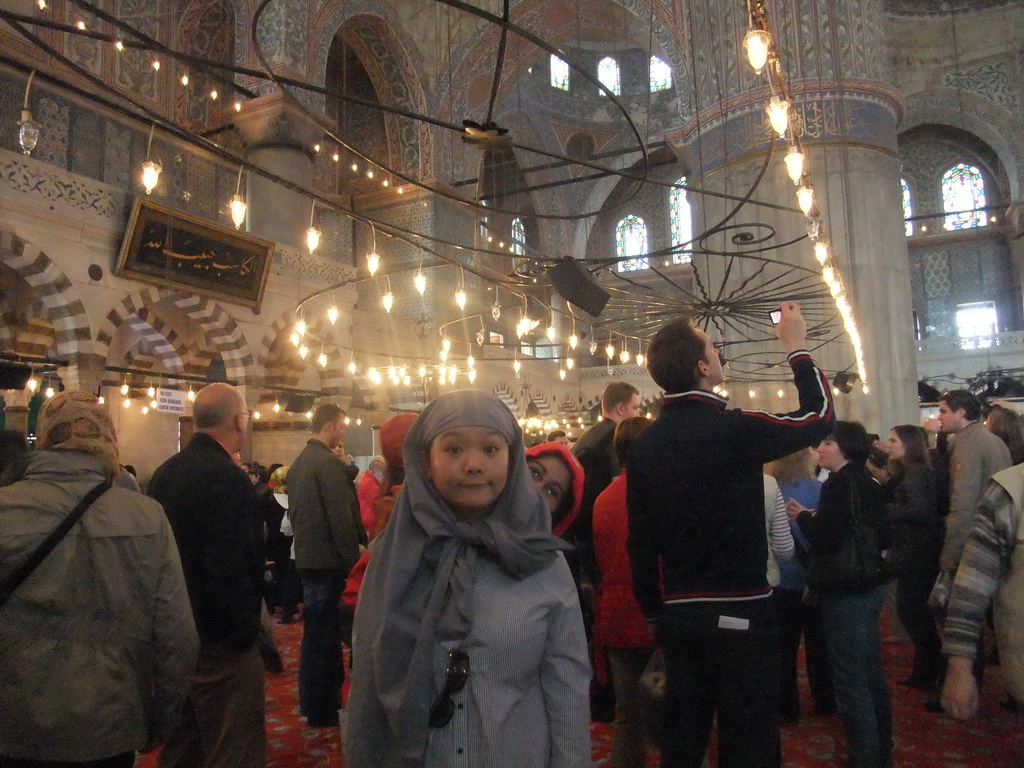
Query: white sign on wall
[[156, 388, 187, 415]]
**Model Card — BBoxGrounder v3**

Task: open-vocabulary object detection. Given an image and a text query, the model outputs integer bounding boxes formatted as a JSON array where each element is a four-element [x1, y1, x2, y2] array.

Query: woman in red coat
[[592, 416, 655, 768]]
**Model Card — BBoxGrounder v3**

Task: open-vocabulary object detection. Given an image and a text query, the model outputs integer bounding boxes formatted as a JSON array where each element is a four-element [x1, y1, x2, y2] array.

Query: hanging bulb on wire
[[382, 291, 394, 313], [766, 96, 789, 137], [566, 357, 574, 370], [569, 333, 578, 349], [589, 340, 598, 355], [414, 272, 426, 295], [455, 289, 466, 310], [327, 305, 339, 325], [491, 302, 501, 321], [366, 251, 380, 276], [743, 29, 771, 74], [784, 145, 804, 183]]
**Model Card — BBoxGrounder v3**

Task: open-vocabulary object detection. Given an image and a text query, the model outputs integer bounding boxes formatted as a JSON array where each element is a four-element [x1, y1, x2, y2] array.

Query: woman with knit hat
[[0, 391, 198, 766]]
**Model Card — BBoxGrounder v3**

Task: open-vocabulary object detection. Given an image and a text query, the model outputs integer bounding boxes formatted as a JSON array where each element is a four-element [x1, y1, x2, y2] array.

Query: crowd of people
[[1, 301, 1023, 768]]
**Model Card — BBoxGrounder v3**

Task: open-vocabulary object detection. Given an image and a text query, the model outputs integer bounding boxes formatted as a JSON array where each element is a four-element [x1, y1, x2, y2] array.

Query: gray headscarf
[[347, 390, 569, 767]]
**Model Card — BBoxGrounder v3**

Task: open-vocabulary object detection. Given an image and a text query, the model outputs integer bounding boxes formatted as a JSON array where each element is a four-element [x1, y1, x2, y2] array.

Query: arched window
[[650, 56, 672, 92], [616, 215, 649, 272], [551, 55, 569, 91], [511, 217, 526, 255], [598, 56, 621, 96], [670, 177, 692, 264], [941, 163, 987, 231], [902, 179, 913, 236]]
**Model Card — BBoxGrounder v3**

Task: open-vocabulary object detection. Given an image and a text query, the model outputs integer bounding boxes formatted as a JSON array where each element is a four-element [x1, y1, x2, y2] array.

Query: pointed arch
[[0, 230, 91, 358]]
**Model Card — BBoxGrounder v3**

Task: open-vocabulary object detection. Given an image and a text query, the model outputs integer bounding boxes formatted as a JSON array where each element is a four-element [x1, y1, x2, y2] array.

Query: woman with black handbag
[[787, 421, 893, 768], [883, 425, 942, 692]]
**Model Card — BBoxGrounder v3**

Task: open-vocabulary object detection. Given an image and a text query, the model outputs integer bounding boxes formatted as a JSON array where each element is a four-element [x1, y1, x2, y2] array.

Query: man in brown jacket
[[288, 404, 363, 727]]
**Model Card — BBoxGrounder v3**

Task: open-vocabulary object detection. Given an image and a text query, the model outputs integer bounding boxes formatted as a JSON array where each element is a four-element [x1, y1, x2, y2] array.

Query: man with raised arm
[[627, 302, 834, 768]]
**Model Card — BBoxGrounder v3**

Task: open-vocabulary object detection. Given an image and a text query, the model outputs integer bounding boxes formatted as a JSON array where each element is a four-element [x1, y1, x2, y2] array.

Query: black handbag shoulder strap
[[0, 478, 112, 610]]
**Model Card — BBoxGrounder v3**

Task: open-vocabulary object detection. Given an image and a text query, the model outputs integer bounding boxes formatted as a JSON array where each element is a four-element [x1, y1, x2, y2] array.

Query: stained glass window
[[670, 177, 692, 264], [551, 55, 569, 91], [616, 215, 649, 272], [941, 163, 987, 231], [598, 56, 621, 96], [650, 56, 672, 92], [902, 179, 913, 236], [511, 217, 526, 255]]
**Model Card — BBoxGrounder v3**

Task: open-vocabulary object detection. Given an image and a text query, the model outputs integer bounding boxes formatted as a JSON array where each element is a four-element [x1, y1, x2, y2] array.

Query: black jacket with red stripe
[[626, 350, 835, 619]]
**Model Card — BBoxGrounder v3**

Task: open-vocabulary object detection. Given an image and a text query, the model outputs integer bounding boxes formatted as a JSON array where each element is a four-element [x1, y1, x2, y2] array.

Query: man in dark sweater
[[149, 382, 266, 768], [627, 303, 834, 768], [288, 404, 363, 727]]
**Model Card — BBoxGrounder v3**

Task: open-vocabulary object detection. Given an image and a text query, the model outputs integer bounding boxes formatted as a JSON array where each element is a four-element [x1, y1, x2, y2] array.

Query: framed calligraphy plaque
[[116, 198, 275, 308]]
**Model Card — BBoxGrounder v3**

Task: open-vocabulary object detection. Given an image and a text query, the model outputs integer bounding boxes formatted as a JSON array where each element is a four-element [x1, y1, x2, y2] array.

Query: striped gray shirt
[[424, 553, 591, 768]]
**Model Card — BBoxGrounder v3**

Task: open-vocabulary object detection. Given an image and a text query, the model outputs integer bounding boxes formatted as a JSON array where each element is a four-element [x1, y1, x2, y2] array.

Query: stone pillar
[[233, 92, 324, 251], [668, 0, 918, 433]]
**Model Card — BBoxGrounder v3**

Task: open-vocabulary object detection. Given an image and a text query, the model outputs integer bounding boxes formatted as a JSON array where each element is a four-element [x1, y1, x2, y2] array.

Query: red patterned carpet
[[137, 613, 1021, 767]]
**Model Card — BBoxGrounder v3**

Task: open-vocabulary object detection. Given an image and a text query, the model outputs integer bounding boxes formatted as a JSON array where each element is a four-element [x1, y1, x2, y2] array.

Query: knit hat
[[37, 390, 119, 473], [379, 412, 417, 467]]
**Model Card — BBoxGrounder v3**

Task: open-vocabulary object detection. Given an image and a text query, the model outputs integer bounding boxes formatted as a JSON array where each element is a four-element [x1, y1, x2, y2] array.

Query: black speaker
[[548, 258, 610, 317], [832, 371, 859, 394], [0, 363, 32, 390], [284, 394, 316, 413]]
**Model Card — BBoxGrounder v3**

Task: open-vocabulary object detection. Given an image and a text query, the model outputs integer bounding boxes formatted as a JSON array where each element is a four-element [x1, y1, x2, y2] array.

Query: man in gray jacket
[[288, 403, 363, 727], [0, 391, 198, 766]]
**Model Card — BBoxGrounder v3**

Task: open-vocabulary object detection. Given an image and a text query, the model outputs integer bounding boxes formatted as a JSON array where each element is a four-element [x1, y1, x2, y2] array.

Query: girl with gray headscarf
[[345, 389, 591, 768]]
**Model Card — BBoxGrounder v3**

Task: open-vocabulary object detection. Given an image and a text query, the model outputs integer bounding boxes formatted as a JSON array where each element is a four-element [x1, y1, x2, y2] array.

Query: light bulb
[[606, 343, 615, 359], [366, 252, 380, 275], [766, 96, 789, 136], [442, 337, 452, 352], [829, 281, 841, 298], [141, 159, 162, 194], [559, 369, 566, 381], [151, 60, 160, 71], [449, 366, 458, 383], [743, 29, 771, 74], [306, 225, 321, 253], [120, 382, 129, 396], [513, 359, 521, 374], [295, 318, 306, 336], [187, 389, 195, 401], [229, 194, 246, 228], [468, 369, 477, 383], [636, 353, 644, 366], [547, 326, 556, 341], [440, 348, 448, 363], [589, 340, 598, 355], [351, 163, 358, 172], [327, 305, 339, 325], [76, 20, 86, 30], [620, 349, 630, 364], [290, 332, 300, 347], [822, 266, 835, 284], [476, 330, 485, 346], [150, 399, 158, 409], [414, 272, 426, 295], [455, 289, 466, 309], [37, 0, 46, 8], [234, 101, 242, 112], [209, 89, 218, 100], [253, 410, 260, 419], [273, 402, 281, 413], [98, 396, 105, 405], [382, 292, 394, 313], [18, 111, 41, 155], [147, 386, 156, 398], [566, 357, 574, 370], [778, 389, 785, 399], [318, 352, 328, 368], [27, 376, 38, 392], [123, 397, 131, 409], [784, 146, 804, 183], [181, 73, 189, 86], [45, 386, 54, 398], [749, 389, 756, 399], [142, 406, 149, 415], [796, 184, 814, 215], [491, 302, 501, 321], [419, 365, 427, 378], [569, 333, 578, 349], [298, 344, 308, 360], [814, 241, 829, 265], [467, 355, 475, 368], [114, 40, 124, 52], [348, 361, 357, 374]]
